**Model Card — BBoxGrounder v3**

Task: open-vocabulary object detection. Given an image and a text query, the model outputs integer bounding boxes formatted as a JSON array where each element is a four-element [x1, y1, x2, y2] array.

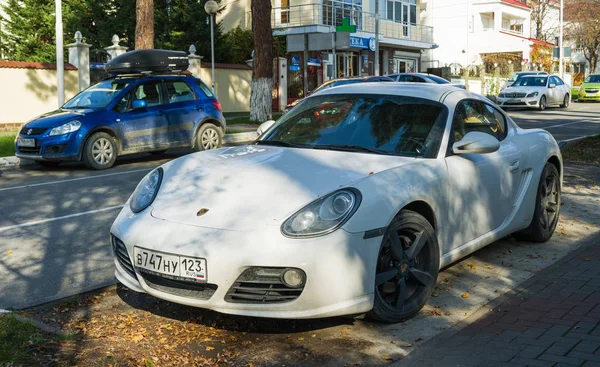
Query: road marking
[[544, 120, 596, 129], [0, 168, 151, 192], [0, 205, 123, 233]]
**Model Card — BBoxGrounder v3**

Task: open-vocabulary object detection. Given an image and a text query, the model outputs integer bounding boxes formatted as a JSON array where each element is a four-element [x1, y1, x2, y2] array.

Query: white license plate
[[133, 247, 207, 282], [508, 99, 521, 103], [587, 93, 596, 97], [17, 138, 35, 147]]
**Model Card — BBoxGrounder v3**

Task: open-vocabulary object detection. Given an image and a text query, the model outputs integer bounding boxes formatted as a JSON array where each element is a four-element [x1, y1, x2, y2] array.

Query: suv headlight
[[526, 92, 539, 98], [282, 189, 361, 237], [130, 168, 163, 213], [48, 120, 82, 136]]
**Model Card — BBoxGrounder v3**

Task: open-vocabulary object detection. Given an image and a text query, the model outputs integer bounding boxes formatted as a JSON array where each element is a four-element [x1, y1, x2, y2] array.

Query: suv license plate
[[17, 138, 35, 147]]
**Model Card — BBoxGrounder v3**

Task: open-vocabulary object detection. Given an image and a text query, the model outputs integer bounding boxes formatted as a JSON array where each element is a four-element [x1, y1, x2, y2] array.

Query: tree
[[222, 26, 254, 64], [0, 0, 74, 62], [565, 0, 600, 72], [528, 0, 558, 42], [136, 0, 154, 49], [250, 0, 273, 123]]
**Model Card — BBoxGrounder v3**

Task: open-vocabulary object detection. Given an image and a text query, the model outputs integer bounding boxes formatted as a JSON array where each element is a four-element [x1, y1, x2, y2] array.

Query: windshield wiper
[[255, 140, 305, 148], [312, 144, 392, 155]]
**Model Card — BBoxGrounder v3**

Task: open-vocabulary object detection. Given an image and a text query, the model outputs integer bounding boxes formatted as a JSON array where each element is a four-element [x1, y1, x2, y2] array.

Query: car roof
[[315, 82, 480, 103]]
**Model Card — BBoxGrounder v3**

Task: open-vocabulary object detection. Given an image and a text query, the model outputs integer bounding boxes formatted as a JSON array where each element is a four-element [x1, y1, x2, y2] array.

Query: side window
[[452, 100, 506, 143], [555, 77, 564, 86], [165, 80, 197, 103], [195, 80, 214, 98], [115, 92, 133, 113], [409, 76, 426, 83], [133, 82, 162, 107], [398, 75, 409, 82]]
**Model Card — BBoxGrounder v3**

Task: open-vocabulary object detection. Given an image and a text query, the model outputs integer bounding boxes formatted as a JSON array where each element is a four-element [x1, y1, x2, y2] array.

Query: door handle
[[510, 160, 520, 172]]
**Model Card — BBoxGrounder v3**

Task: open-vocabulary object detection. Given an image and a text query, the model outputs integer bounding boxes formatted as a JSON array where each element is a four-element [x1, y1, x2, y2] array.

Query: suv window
[[195, 80, 214, 98], [133, 82, 162, 107], [165, 80, 196, 103], [452, 100, 506, 143]]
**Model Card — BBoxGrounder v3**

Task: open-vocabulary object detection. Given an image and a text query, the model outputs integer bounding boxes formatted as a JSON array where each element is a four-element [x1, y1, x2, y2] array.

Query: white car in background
[[110, 83, 562, 323], [497, 75, 570, 111]]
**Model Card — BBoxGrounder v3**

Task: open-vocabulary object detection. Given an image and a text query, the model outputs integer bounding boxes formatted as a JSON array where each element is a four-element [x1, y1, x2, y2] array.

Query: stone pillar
[[67, 31, 91, 91], [187, 44, 203, 78], [104, 34, 128, 61]]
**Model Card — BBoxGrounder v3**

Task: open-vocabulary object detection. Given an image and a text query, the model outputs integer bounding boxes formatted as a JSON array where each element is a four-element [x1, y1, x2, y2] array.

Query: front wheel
[[538, 95, 547, 111], [560, 94, 570, 108], [82, 132, 117, 170], [513, 163, 560, 242], [195, 123, 223, 151], [368, 210, 439, 323]]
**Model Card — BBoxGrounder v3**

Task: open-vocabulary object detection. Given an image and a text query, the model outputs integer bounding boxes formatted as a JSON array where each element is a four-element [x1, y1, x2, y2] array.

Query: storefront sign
[[369, 37, 376, 52], [350, 37, 377, 51], [291, 56, 300, 65], [307, 58, 321, 67], [289, 65, 300, 71]]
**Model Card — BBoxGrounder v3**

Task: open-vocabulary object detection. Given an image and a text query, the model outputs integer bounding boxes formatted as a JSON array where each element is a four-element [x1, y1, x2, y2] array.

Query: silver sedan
[[497, 75, 571, 111]]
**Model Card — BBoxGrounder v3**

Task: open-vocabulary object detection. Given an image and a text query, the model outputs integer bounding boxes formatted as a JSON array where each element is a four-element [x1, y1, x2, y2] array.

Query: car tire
[[560, 94, 570, 108], [513, 163, 560, 243], [538, 95, 547, 111], [368, 210, 439, 323], [82, 132, 118, 170], [37, 161, 60, 168], [149, 150, 168, 155], [195, 123, 223, 151]]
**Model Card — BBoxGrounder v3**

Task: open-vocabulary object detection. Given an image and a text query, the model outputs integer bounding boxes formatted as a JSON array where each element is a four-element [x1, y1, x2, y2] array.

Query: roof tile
[[0, 60, 77, 70]]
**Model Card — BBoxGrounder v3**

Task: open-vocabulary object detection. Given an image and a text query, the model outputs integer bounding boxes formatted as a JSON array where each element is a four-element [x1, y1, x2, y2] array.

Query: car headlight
[[130, 168, 163, 213], [579, 85, 584, 91], [498, 93, 505, 98], [48, 120, 82, 136], [526, 92, 539, 98], [282, 189, 361, 237]]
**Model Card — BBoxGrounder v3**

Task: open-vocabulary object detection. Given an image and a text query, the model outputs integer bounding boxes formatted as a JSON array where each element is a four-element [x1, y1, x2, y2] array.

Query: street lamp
[[204, 0, 218, 95]]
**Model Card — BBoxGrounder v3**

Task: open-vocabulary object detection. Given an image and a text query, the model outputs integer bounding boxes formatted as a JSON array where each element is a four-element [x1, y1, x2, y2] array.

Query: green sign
[[336, 18, 356, 33]]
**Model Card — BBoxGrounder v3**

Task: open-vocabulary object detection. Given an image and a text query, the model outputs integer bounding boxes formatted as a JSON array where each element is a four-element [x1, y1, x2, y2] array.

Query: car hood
[[23, 108, 94, 129], [502, 86, 546, 95], [150, 145, 415, 231]]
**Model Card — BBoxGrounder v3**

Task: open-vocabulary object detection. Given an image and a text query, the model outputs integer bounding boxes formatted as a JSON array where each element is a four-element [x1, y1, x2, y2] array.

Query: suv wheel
[[83, 132, 117, 170], [196, 123, 223, 151]]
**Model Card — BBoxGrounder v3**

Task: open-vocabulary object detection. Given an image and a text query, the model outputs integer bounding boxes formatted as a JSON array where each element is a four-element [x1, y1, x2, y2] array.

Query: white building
[[421, 0, 554, 71]]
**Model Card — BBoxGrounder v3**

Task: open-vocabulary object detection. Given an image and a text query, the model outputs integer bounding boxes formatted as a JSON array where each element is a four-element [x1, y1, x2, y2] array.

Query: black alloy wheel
[[369, 210, 439, 323]]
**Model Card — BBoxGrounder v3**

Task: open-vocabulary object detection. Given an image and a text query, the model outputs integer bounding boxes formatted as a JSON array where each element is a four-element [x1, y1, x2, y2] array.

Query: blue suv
[[15, 74, 226, 169]]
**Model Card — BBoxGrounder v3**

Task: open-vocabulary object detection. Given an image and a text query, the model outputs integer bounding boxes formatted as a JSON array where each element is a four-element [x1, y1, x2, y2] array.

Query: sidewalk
[[402, 233, 600, 367]]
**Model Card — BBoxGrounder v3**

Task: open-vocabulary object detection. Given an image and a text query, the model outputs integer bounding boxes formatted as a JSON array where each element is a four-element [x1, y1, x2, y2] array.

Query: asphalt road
[[1, 102, 600, 310]]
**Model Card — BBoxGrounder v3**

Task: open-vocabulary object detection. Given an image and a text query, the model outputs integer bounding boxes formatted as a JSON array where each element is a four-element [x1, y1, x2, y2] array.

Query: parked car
[[284, 76, 393, 113], [577, 74, 600, 102], [502, 71, 549, 91], [111, 82, 561, 323], [388, 72, 466, 89], [16, 51, 225, 170], [497, 75, 570, 111]]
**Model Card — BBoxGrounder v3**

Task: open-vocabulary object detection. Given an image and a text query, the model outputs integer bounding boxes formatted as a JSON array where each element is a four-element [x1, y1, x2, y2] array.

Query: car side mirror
[[549, 83, 557, 89], [131, 99, 148, 110], [257, 120, 276, 135], [452, 131, 500, 155]]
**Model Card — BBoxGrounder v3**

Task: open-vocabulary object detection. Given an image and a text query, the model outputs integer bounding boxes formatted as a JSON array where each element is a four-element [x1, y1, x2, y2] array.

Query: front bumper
[[497, 96, 540, 108], [577, 91, 600, 101], [15, 130, 83, 162], [109, 204, 380, 319]]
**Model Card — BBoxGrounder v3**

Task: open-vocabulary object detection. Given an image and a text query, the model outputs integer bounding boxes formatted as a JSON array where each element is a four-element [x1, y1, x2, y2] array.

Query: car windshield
[[512, 77, 547, 87], [313, 79, 364, 93], [425, 74, 450, 84], [259, 94, 448, 158], [584, 75, 600, 83], [63, 80, 130, 109]]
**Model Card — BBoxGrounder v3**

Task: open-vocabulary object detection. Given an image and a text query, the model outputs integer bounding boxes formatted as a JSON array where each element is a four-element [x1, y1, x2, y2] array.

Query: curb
[[397, 230, 600, 366], [0, 133, 258, 168]]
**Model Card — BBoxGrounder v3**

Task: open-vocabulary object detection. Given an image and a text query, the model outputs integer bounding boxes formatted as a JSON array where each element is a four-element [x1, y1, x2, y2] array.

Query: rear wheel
[[560, 94, 570, 108], [82, 132, 117, 170], [538, 95, 547, 111], [195, 123, 222, 151], [513, 163, 560, 242], [368, 210, 439, 323]]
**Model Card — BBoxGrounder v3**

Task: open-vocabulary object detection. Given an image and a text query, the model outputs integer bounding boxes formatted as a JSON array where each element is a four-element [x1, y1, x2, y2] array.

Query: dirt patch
[[562, 134, 600, 164]]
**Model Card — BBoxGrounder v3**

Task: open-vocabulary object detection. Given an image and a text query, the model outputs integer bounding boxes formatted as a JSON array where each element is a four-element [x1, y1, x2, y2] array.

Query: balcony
[[246, 2, 434, 45]]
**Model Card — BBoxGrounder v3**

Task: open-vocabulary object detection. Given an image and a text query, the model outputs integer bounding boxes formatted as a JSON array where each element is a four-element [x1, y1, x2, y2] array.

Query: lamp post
[[55, 0, 64, 106], [204, 0, 218, 95], [559, 0, 564, 79]]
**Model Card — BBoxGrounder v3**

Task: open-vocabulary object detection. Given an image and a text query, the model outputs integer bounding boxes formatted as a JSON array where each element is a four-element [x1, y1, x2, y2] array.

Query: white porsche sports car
[[110, 83, 562, 323], [497, 75, 570, 111]]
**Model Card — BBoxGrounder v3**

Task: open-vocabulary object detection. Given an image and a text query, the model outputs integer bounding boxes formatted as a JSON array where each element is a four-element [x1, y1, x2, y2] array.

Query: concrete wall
[[198, 64, 252, 113], [0, 68, 79, 124]]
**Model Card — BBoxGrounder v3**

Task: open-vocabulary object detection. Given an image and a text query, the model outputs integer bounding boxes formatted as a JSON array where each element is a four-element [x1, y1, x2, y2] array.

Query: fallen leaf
[[297, 337, 304, 341], [431, 292, 439, 297], [468, 264, 476, 270], [206, 346, 215, 351], [461, 293, 470, 299], [381, 356, 393, 361], [7, 250, 12, 254]]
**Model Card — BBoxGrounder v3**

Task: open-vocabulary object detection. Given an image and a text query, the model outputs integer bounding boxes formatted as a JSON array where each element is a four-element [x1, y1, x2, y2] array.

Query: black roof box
[[105, 49, 189, 75]]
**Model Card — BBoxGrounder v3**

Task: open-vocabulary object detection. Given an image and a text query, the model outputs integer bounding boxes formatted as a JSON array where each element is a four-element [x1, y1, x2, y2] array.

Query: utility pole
[[374, 0, 380, 76], [55, 0, 64, 106], [559, 0, 564, 79]]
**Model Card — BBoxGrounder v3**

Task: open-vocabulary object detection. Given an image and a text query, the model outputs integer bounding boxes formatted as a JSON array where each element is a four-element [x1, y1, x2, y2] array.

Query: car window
[[132, 82, 162, 107], [408, 75, 426, 83], [425, 74, 450, 84], [585, 75, 600, 83], [388, 74, 399, 81], [263, 94, 448, 158], [115, 92, 133, 113], [553, 76, 564, 86], [452, 100, 506, 143], [63, 80, 130, 109], [512, 77, 548, 87], [165, 80, 196, 103], [194, 80, 214, 98]]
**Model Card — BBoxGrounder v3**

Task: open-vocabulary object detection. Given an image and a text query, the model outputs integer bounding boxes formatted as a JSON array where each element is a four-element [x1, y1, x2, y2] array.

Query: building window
[[386, 0, 417, 25], [281, 0, 289, 23], [324, 0, 362, 29]]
